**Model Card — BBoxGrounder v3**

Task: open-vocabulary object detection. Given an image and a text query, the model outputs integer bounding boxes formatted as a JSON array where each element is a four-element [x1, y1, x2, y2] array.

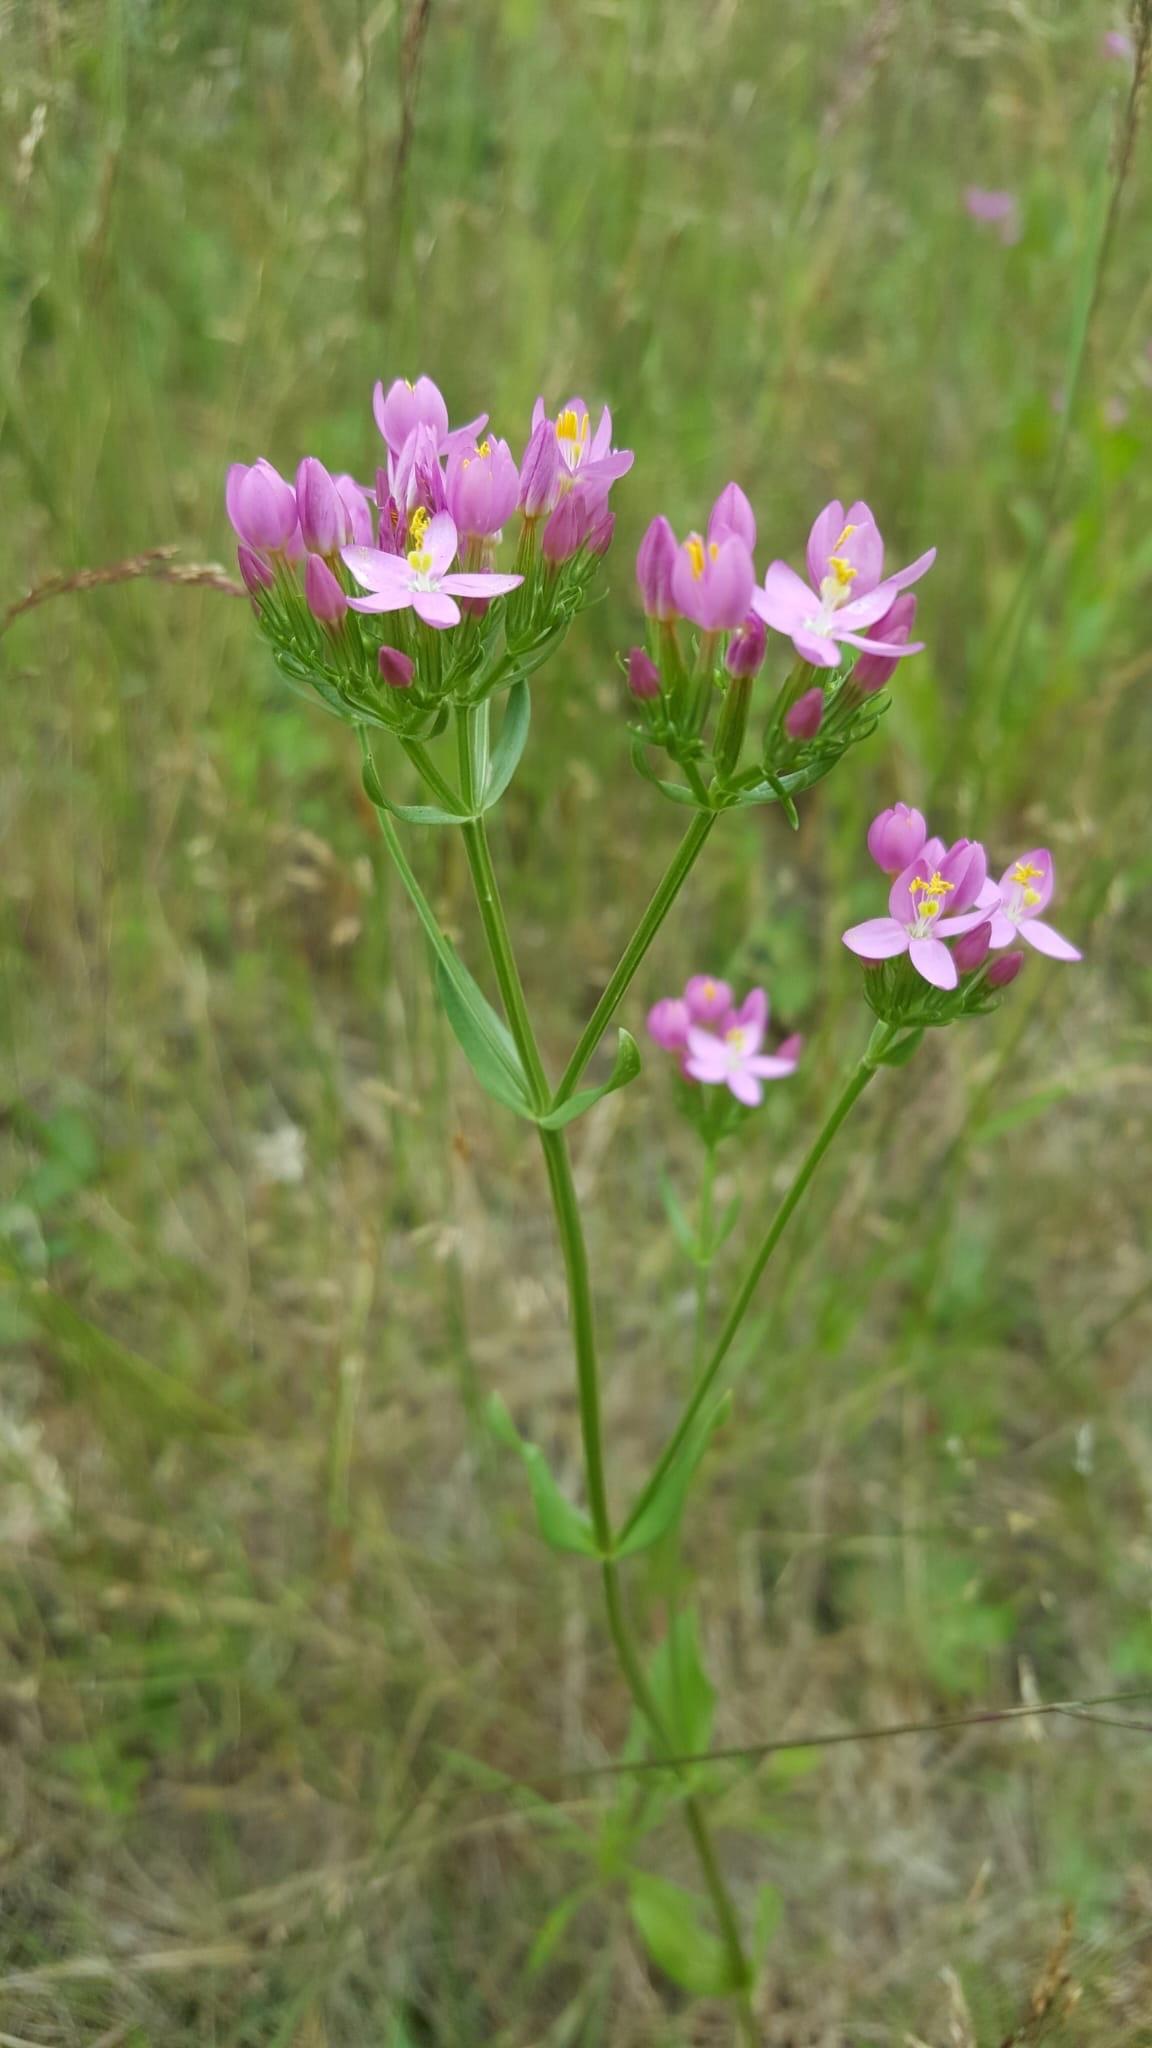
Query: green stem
[[602, 1563, 756, 2037], [400, 735, 464, 814], [444, 708, 753, 2021], [621, 1035, 890, 1547], [553, 809, 716, 1106]]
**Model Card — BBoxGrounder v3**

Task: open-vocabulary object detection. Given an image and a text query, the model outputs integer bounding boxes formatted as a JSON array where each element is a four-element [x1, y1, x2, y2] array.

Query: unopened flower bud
[[237, 545, 274, 596], [517, 418, 560, 518], [636, 516, 678, 620], [952, 921, 992, 972], [304, 553, 347, 624], [867, 803, 928, 875], [986, 950, 1024, 988], [541, 492, 582, 565], [627, 647, 661, 700], [785, 686, 824, 739], [724, 613, 766, 679], [378, 645, 415, 689], [296, 457, 350, 554]]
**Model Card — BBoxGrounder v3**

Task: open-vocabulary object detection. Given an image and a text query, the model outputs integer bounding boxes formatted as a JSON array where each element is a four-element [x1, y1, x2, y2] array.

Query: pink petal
[[908, 936, 957, 990], [805, 501, 846, 588], [842, 918, 909, 960], [987, 911, 1017, 948], [589, 405, 612, 460], [836, 549, 936, 629], [792, 627, 841, 667], [684, 1054, 727, 1084], [1019, 919, 1081, 961], [889, 856, 929, 925], [839, 631, 925, 657], [342, 545, 412, 592], [976, 879, 1001, 910], [936, 907, 994, 936], [441, 414, 488, 456], [685, 1026, 728, 1068], [422, 512, 459, 576], [746, 1055, 798, 1079], [411, 588, 461, 628], [348, 587, 414, 614], [727, 1069, 763, 1107], [753, 560, 818, 632], [440, 572, 524, 597]]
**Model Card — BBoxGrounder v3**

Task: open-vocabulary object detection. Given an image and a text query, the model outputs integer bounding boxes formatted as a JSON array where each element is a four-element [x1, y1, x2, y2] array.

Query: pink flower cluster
[[225, 374, 633, 634], [632, 492, 936, 720], [648, 977, 802, 1106], [844, 803, 1081, 992]]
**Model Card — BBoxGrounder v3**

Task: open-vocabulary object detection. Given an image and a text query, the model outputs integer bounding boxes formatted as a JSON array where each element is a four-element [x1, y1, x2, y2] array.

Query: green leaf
[[538, 1030, 641, 1130], [360, 749, 469, 825], [647, 1608, 715, 1756], [435, 960, 535, 1117], [629, 739, 706, 808], [627, 1874, 742, 1996], [753, 1882, 782, 1956], [481, 677, 531, 810], [614, 1395, 732, 1558], [487, 1394, 602, 1555], [731, 765, 800, 825], [658, 1174, 701, 1262]]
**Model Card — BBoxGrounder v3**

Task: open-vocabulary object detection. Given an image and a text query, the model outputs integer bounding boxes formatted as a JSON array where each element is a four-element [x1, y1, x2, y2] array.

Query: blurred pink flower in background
[[963, 187, 1021, 245]]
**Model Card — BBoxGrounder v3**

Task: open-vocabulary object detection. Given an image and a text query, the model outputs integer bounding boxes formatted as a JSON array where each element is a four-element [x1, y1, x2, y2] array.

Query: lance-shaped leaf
[[435, 959, 536, 1118], [487, 1395, 602, 1556], [647, 1608, 716, 1757], [629, 740, 705, 809], [537, 1030, 641, 1130], [614, 1394, 732, 1558], [480, 678, 531, 811], [360, 746, 472, 826], [627, 1874, 744, 1995]]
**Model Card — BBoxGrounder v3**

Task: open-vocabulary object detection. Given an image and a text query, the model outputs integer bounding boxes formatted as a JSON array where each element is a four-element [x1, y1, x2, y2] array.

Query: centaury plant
[[223, 375, 1081, 2038]]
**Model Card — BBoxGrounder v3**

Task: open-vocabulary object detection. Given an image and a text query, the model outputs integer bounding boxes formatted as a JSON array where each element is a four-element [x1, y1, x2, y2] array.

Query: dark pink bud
[[304, 553, 347, 625], [636, 516, 678, 620], [378, 645, 414, 689], [785, 686, 824, 739], [334, 473, 374, 548], [296, 457, 350, 554], [627, 647, 661, 700], [707, 482, 757, 553], [518, 417, 561, 517], [587, 506, 615, 557], [986, 951, 1024, 989], [724, 612, 766, 679], [237, 545, 274, 595], [952, 921, 992, 972]]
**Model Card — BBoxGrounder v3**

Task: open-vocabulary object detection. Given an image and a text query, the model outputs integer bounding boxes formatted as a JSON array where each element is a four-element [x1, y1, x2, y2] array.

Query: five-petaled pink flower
[[343, 511, 522, 629], [986, 851, 1081, 961], [684, 987, 801, 1105], [843, 840, 990, 991], [532, 395, 634, 499], [753, 500, 935, 668]]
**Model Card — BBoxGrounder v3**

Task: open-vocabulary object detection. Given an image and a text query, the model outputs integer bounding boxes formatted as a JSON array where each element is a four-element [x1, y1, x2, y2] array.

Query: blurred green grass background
[[2, 2, 1152, 2041]]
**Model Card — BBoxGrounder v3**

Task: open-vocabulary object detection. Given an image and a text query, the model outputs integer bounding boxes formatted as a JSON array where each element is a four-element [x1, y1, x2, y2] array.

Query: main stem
[[622, 1039, 888, 1545], [553, 808, 716, 1106], [450, 712, 754, 2027]]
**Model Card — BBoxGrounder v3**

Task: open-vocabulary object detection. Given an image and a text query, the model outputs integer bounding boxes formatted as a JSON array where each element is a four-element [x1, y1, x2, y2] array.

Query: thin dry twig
[[1, 547, 244, 637]]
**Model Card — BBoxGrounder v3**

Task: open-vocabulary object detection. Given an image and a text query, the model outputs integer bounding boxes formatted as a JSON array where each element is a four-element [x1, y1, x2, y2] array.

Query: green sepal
[[629, 739, 706, 809], [538, 1030, 641, 1130], [487, 1394, 602, 1556], [627, 1873, 744, 1995], [481, 678, 531, 809], [615, 1394, 732, 1558]]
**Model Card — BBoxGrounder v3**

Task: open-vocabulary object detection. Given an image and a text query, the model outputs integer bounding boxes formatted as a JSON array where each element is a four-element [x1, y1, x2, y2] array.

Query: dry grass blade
[[1, 547, 244, 635]]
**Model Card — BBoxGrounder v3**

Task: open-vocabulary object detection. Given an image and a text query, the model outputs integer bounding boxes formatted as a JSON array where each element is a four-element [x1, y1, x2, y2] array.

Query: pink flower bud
[[724, 613, 766, 679], [334, 473, 374, 548], [541, 492, 583, 564], [587, 505, 615, 557], [952, 921, 992, 972], [707, 481, 757, 554], [517, 417, 561, 517], [853, 594, 918, 694], [237, 545, 274, 596], [785, 686, 824, 739], [646, 997, 691, 1052], [684, 975, 732, 1024], [867, 803, 928, 875], [296, 457, 350, 554], [225, 459, 299, 551], [304, 553, 347, 624], [636, 516, 679, 620], [627, 647, 661, 700], [378, 646, 415, 689], [986, 951, 1024, 988], [446, 436, 520, 538]]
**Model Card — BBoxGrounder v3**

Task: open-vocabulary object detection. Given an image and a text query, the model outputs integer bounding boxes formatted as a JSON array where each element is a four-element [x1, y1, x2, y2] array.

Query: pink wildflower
[[753, 500, 934, 668], [842, 840, 990, 991], [445, 436, 520, 539], [963, 188, 1021, 245], [226, 459, 300, 553], [671, 531, 756, 631], [373, 375, 486, 458], [343, 511, 522, 630], [986, 851, 1081, 961], [867, 803, 928, 875]]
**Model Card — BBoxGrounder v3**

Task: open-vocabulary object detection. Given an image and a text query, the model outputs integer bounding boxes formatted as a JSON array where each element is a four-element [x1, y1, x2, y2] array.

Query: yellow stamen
[[1022, 885, 1042, 907], [827, 554, 858, 589], [1011, 861, 1043, 886], [555, 407, 589, 447], [832, 521, 859, 550], [725, 1026, 747, 1050], [910, 871, 955, 897], [408, 506, 431, 547], [685, 535, 706, 579], [476, 438, 492, 459], [407, 548, 432, 574]]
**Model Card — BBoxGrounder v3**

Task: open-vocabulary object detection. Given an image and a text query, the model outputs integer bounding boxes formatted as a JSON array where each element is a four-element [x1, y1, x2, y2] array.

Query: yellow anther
[[685, 535, 706, 579], [1022, 885, 1042, 907], [725, 1026, 747, 1050], [1011, 861, 1043, 886], [556, 407, 589, 446], [910, 870, 955, 897], [406, 548, 432, 574], [828, 554, 858, 588], [476, 438, 493, 459], [409, 506, 431, 547], [832, 522, 858, 550], [703, 980, 716, 998]]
